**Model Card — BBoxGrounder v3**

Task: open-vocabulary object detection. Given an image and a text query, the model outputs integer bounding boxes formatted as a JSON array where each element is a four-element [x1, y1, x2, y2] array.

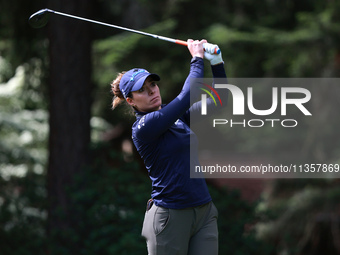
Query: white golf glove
[[203, 43, 223, 65]]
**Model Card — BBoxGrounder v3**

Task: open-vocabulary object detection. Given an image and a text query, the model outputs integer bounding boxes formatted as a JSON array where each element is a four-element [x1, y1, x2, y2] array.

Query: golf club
[[29, 8, 220, 54]]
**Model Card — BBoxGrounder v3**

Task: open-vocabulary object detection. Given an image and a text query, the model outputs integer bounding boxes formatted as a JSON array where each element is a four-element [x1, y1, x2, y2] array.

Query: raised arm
[[183, 45, 228, 123], [133, 40, 205, 141]]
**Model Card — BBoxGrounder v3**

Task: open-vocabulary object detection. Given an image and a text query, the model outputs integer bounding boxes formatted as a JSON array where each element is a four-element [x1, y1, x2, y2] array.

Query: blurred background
[[1, 0, 340, 254]]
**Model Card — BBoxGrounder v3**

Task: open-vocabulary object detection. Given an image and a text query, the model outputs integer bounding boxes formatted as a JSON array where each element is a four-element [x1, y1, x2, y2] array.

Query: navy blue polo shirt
[[132, 57, 227, 209]]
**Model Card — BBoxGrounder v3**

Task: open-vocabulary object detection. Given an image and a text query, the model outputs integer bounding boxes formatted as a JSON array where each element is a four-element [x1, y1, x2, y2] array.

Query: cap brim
[[131, 73, 160, 92]]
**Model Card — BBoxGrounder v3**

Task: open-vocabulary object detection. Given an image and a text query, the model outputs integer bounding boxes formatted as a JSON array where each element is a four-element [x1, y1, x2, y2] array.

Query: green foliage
[[255, 179, 340, 254], [209, 184, 274, 255], [46, 143, 150, 255], [0, 60, 48, 179], [0, 172, 47, 255]]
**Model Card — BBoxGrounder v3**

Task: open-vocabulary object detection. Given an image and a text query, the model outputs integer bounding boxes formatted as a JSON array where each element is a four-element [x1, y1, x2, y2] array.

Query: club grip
[[203, 43, 221, 55], [175, 40, 220, 54], [175, 39, 188, 46]]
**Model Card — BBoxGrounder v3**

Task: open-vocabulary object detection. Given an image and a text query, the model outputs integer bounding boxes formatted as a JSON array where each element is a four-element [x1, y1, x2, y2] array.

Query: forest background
[[1, 0, 340, 254]]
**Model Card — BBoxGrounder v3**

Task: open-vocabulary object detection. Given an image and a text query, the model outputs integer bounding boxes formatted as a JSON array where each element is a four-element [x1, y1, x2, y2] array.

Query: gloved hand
[[204, 43, 223, 65]]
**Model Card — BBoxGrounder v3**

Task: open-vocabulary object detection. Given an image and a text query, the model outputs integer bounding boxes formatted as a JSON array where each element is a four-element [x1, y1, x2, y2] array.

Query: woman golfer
[[111, 39, 226, 255]]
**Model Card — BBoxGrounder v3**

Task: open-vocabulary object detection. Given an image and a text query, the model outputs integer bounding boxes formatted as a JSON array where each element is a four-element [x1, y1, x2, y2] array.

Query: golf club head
[[29, 9, 50, 28]]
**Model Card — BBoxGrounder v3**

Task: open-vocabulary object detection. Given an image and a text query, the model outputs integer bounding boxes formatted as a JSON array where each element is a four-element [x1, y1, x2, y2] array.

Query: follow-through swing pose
[[111, 39, 227, 255]]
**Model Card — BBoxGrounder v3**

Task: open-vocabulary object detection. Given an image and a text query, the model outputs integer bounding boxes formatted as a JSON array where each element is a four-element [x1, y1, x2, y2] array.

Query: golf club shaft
[[36, 9, 220, 54]]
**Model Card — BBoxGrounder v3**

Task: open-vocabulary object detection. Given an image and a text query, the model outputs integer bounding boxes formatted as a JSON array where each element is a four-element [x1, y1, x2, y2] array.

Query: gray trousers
[[141, 201, 218, 255]]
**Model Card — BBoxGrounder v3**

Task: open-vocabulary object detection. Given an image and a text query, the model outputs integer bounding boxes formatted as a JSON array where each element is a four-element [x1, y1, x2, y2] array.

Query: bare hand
[[187, 39, 207, 58]]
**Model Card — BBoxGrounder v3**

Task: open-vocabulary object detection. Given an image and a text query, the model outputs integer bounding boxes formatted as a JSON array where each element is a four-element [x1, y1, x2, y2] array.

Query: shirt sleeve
[[182, 62, 229, 124], [133, 57, 204, 141]]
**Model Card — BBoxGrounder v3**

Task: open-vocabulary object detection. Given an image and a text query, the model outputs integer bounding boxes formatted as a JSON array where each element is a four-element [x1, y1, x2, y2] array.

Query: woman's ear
[[126, 97, 135, 107]]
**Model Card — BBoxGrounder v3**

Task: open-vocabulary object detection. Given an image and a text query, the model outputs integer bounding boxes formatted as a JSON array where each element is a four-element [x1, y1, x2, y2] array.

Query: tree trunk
[[47, 0, 93, 252]]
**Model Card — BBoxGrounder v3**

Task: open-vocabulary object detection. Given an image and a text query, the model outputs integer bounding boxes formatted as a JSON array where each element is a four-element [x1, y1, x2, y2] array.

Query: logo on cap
[[130, 70, 149, 81]]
